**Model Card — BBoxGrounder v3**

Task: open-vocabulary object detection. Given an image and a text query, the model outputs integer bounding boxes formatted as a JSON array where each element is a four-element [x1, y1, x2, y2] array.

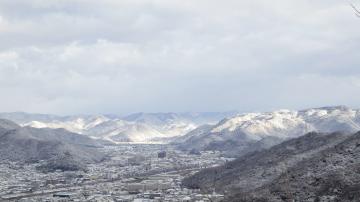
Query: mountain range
[[0, 111, 236, 143], [1, 106, 360, 154]]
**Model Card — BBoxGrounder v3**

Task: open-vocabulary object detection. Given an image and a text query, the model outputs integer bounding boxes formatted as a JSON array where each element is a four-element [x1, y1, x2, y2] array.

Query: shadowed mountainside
[[0, 119, 106, 172], [183, 131, 360, 201]]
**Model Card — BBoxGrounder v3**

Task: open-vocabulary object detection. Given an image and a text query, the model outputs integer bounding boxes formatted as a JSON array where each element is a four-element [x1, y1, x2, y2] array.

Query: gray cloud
[[0, 0, 360, 115]]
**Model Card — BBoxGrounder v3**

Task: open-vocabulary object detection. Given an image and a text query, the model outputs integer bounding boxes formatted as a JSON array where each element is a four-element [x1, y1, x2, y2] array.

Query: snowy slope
[[0, 112, 234, 144], [24, 115, 110, 135], [179, 106, 360, 152]]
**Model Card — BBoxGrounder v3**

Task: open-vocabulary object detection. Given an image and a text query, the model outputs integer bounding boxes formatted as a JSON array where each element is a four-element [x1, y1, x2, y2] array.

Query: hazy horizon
[[0, 104, 357, 117]]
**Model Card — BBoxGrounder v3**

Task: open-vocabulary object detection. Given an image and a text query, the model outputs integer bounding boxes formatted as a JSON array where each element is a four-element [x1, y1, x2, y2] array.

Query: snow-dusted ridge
[[216, 106, 359, 137], [0, 112, 235, 144], [178, 106, 360, 152]]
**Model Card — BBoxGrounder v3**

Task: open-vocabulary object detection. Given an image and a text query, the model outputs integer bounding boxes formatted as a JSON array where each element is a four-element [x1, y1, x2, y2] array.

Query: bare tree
[[348, 1, 360, 17]]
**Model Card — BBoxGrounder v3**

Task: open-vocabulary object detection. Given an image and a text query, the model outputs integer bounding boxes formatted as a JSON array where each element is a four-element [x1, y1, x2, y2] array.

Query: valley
[[0, 144, 230, 201]]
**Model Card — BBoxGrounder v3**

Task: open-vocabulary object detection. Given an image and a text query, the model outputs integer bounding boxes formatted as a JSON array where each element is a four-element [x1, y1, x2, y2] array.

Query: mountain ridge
[[177, 106, 360, 156], [0, 119, 106, 172]]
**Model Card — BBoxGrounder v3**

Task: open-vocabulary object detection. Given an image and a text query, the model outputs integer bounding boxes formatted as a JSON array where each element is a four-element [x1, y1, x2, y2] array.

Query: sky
[[0, 0, 360, 115]]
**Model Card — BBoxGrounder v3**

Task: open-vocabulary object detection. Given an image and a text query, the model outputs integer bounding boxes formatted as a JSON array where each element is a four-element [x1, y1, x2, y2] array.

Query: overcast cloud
[[0, 0, 360, 115]]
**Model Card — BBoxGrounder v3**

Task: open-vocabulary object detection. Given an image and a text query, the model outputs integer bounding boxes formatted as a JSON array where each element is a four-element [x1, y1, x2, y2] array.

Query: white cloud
[[0, 0, 359, 114]]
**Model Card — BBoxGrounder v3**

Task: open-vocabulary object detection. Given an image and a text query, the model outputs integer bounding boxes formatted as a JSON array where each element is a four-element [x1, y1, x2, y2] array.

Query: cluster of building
[[0, 144, 232, 201]]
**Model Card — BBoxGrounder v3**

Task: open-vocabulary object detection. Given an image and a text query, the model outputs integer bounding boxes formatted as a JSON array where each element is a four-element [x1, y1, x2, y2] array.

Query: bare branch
[[349, 2, 360, 17]]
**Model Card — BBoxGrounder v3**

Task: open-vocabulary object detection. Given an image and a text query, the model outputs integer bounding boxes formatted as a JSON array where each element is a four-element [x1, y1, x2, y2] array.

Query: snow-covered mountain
[[0, 112, 235, 144], [177, 106, 360, 155]]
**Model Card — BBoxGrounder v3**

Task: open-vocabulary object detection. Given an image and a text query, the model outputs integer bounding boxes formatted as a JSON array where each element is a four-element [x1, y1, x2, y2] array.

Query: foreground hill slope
[[0, 119, 105, 171], [182, 131, 360, 201]]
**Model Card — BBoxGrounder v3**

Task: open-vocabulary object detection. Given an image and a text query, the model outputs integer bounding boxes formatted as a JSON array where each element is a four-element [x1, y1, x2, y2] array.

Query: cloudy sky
[[0, 0, 360, 115]]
